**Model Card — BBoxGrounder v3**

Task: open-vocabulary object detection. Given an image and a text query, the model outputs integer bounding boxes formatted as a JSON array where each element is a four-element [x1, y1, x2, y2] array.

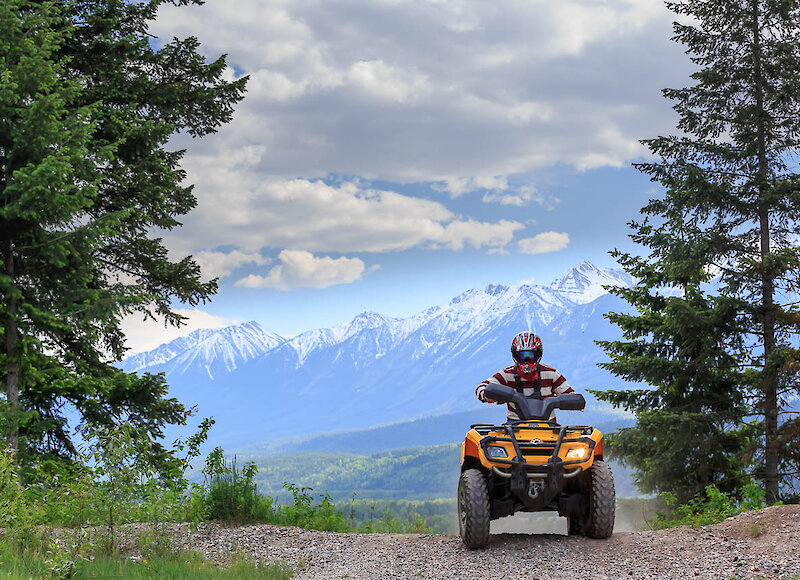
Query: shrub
[[0, 448, 41, 553], [191, 449, 431, 533], [651, 482, 767, 529], [194, 447, 273, 523]]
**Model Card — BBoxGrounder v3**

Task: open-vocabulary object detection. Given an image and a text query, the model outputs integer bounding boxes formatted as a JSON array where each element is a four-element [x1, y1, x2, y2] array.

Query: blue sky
[[122, 0, 695, 352]]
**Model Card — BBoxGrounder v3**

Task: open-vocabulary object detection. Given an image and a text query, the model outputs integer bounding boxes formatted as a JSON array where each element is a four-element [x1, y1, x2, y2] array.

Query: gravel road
[[172, 504, 800, 579]]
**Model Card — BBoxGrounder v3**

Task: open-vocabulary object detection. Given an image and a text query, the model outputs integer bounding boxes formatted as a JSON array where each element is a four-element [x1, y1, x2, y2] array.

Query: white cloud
[[168, 174, 523, 254], [518, 232, 570, 254], [152, 0, 685, 186], [121, 308, 233, 355], [435, 176, 509, 197], [482, 185, 556, 208], [194, 250, 271, 280], [235, 250, 365, 289], [347, 60, 429, 102], [146, 0, 692, 268]]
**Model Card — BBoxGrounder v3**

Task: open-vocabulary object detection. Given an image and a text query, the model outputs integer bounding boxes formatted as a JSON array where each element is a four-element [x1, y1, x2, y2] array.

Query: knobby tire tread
[[458, 469, 490, 549], [584, 460, 615, 539]]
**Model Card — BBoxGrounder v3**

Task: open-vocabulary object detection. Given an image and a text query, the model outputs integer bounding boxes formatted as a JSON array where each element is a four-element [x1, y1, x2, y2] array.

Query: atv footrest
[[491, 497, 515, 519], [558, 492, 586, 517]]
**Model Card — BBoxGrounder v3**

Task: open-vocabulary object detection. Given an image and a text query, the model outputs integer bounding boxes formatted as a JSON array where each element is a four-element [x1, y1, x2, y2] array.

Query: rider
[[476, 331, 575, 422]]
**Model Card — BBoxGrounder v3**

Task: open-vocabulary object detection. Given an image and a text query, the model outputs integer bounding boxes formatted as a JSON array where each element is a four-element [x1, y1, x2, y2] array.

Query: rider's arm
[[476, 372, 507, 403], [551, 370, 574, 396]]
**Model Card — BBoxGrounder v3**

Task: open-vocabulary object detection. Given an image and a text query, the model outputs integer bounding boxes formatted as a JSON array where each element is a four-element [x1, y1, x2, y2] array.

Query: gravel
[[165, 504, 800, 579]]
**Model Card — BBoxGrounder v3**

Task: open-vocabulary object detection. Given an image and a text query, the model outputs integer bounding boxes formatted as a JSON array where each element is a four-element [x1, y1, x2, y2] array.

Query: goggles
[[516, 349, 538, 363]]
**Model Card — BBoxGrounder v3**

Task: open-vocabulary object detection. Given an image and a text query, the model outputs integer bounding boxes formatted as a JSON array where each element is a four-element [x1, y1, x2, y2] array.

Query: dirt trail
[[176, 504, 800, 579]]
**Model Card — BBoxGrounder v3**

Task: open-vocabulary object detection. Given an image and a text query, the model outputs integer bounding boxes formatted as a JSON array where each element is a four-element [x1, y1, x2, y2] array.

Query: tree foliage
[[595, 0, 800, 502], [594, 257, 753, 502], [0, 0, 247, 470]]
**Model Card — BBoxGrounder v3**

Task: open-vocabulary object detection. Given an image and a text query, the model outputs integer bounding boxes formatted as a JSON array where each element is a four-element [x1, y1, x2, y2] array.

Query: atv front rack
[[472, 421, 597, 512]]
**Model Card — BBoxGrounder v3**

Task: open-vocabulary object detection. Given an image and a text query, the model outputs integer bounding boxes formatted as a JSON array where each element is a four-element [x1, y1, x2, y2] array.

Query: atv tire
[[458, 469, 490, 549], [582, 460, 615, 539]]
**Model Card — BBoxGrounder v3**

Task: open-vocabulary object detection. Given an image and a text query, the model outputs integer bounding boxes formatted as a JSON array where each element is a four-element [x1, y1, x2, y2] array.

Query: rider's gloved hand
[[477, 386, 488, 403]]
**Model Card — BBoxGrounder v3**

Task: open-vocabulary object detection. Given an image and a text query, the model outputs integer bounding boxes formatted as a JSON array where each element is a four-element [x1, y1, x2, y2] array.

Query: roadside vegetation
[[191, 447, 435, 533], [0, 422, 442, 578], [650, 482, 769, 530], [0, 423, 296, 578]]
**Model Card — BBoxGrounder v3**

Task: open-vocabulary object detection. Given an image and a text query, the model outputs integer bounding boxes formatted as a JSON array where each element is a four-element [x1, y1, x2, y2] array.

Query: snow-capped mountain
[[548, 260, 632, 304], [124, 320, 287, 378], [120, 262, 636, 448]]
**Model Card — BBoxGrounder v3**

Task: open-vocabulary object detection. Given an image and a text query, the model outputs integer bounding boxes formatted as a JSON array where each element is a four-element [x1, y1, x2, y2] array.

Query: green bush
[[192, 447, 274, 523], [190, 449, 433, 533], [0, 449, 53, 558], [270, 484, 353, 532], [651, 482, 767, 529]]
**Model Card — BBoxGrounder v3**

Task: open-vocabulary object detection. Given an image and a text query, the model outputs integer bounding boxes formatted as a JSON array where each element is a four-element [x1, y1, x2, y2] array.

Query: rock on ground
[[168, 504, 800, 579]]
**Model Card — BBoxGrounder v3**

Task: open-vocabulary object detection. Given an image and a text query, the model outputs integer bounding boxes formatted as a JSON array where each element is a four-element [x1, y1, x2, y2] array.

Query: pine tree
[[594, 254, 752, 502], [596, 0, 800, 503], [0, 0, 247, 468]]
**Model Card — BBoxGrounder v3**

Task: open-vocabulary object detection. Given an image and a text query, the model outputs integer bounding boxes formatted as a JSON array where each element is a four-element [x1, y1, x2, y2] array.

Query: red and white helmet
[[511, 331, 542, 364]]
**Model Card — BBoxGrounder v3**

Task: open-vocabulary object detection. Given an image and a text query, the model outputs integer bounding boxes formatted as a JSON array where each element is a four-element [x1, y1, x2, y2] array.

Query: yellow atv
[[458, 384, 615, 549]]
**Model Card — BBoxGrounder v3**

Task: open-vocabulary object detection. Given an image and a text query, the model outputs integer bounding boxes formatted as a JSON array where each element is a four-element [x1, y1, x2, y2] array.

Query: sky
[[122, 0, 697, 354]]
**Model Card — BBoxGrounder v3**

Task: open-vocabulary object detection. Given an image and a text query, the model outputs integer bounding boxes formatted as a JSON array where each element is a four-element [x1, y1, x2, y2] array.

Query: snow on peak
[[123, 320, 286, 375], [348, 311, 393, 330], [122, 261, 633, 377], [331, 311, 396, 340], [290, 311, 401, 363], [484, 284, 509, 297], [548, 261, 633, 304]]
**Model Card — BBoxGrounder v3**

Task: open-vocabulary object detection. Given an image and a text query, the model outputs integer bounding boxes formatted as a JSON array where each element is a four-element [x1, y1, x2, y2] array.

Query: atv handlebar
[[483, 384, 585, 421]]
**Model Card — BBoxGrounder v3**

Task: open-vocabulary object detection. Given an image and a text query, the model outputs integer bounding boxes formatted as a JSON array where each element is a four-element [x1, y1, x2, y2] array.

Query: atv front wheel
[[458, 469, 490, 549], [582, 460, 615, 538]]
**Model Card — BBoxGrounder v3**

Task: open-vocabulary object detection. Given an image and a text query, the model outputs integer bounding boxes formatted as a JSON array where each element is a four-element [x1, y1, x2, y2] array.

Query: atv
[[458, 384, 615, 549]]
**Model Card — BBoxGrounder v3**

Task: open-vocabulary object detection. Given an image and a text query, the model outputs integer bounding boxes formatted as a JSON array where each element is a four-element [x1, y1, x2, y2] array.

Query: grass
[[0, 547, 293, 579]]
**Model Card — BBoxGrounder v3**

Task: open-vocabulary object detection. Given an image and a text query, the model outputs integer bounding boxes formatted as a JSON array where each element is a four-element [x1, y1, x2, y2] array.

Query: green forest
[[245, 444, 462, 501], [240, 443, 639, 503]]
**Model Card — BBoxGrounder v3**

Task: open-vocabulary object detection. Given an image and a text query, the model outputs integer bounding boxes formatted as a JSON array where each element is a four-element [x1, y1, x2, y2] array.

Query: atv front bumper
[[461, 421, 602, 514]]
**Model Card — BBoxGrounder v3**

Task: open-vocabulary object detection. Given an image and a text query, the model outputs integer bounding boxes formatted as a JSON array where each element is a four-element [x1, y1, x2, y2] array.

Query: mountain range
[[120, 261, 636, 450]]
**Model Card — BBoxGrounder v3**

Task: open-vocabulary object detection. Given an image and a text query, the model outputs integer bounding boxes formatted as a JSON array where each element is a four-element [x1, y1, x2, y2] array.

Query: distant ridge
[[124, 320, 287, 378], [124, 262, 633, 377]]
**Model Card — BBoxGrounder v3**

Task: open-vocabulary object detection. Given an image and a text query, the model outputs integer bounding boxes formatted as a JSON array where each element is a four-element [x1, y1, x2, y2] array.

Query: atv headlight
[[486, 446, 508, 459], [565, 447, 588, 460]]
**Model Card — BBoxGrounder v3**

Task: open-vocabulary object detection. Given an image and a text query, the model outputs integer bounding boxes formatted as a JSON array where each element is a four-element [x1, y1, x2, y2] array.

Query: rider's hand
[[477, 386, 492, 403]]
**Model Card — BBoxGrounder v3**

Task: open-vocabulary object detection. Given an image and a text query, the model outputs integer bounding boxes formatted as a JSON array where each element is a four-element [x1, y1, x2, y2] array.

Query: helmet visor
[[516, 349, 538, 363]]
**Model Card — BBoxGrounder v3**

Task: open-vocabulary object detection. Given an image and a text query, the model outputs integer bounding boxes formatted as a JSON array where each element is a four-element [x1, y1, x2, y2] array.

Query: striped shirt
[[476, 363, 574, 421]]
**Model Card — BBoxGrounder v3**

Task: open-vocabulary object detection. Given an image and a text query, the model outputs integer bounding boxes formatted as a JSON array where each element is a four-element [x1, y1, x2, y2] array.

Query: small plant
[[80, 422, 160, 554], [194, 447, 273, 523], [651, 482, 767, 529], [0, 448, 41, 553], [42, 530, 91, 580], [748, 522, 763, 538]]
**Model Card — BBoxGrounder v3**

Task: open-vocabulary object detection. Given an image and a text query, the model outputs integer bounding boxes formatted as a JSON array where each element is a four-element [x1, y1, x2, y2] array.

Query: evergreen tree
[[596, 0, 800, 503], [0, 0, 247, 468], [594, 254, 752, 502]]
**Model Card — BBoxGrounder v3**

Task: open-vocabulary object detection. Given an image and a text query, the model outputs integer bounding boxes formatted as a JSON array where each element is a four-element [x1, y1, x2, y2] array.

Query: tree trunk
[[3, 239, 19, 454], [751, 0, 780, 503]]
